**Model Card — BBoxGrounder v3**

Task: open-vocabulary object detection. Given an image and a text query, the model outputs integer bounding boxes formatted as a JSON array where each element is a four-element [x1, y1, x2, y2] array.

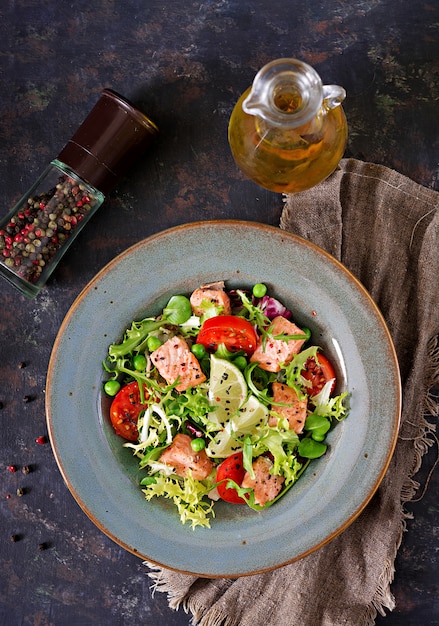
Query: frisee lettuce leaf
[[311, 380, 349, 422], [142, 473, 215, 529], [283, 345, 320, 398], [198, 298, 226, 322], [236, 289, 271, 330]]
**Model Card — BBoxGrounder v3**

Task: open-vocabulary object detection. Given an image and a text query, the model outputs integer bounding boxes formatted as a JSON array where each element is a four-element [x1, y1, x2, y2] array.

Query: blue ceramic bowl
[[46, 220, 400, 577]]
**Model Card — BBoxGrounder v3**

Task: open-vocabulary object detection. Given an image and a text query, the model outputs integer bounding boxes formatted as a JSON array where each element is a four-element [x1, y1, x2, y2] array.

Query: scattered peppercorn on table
[[0, 1, 438, 625]]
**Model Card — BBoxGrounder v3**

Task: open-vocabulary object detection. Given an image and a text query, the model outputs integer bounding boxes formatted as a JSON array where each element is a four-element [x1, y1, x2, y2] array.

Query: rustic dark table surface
[[1, 1, 438, 625]]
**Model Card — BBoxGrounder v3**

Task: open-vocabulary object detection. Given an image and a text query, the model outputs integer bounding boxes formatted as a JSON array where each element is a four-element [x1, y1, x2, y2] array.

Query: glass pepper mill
[[0, 89, 158, 298], [228, 58, 347, 193]]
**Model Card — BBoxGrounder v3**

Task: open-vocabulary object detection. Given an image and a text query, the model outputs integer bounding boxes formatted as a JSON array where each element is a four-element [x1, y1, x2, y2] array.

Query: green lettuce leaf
[[142, 473, 215, 530]]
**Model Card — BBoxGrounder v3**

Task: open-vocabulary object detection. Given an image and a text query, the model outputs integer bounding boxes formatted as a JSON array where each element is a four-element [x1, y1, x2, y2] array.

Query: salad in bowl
[[103, 280, 349, 529]]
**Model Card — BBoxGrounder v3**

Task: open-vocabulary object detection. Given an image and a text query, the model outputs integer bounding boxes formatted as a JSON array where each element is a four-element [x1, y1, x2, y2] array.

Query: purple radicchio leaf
[[258, 295, 292, 320]]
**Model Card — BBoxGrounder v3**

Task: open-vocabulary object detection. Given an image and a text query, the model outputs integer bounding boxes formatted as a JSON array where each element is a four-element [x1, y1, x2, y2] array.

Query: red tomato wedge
[[196, 315, 257, 355], [216, 452, 247, 504], [109, 381, 149, 441], [302, 353, 336, 396]]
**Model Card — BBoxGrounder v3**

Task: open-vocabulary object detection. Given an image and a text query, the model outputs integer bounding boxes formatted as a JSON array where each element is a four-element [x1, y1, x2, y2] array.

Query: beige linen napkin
[[147, 158, 439, 625]]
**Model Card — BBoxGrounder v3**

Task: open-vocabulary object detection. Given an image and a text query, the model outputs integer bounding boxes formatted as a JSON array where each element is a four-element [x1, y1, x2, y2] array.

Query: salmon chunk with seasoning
[[269, 382, 307, 434], [151, 335, 206, 392], [190, 281, 231, 316], [159, 433, 214, 480], [250, 315, 306, 372], [241, 456, 285, 506]]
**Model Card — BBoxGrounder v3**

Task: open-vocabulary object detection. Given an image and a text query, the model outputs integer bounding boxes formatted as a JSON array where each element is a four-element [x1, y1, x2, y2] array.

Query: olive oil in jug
[[228, 59, 348, 193]]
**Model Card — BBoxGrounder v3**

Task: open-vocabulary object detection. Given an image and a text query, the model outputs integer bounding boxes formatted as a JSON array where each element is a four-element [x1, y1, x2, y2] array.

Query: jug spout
[[242, 90, 273, 122], [242, 91, 264, 115], [241, 58, 324, 128]]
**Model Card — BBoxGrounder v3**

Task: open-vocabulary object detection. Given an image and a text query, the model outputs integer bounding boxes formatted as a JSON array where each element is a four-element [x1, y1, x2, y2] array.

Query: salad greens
[[103, 284, 349, 529]]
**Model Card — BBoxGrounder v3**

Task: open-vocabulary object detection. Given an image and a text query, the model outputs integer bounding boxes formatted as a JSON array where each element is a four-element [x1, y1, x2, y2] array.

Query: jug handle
[[322, 85, 346, 110]]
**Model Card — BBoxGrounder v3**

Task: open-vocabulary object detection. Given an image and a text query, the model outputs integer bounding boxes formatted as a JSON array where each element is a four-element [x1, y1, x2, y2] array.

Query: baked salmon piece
[[269, 382, 307, 434], [151, 335, 206, 392], [159, 433, 214, 480], [250, 315, 306, 372], [241, 455, 285, 506], [190, 281, 231, 316]]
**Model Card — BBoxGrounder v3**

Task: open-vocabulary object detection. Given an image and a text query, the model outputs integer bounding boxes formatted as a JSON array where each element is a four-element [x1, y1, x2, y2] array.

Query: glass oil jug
[[228, 58, 348, 193]]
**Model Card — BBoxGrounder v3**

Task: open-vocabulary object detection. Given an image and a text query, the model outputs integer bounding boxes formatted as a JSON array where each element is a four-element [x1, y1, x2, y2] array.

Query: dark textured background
[[0, 1, 438, 624]]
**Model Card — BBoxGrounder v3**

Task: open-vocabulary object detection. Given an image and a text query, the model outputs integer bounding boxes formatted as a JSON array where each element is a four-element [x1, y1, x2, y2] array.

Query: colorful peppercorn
[[0, 173, 98, 285]]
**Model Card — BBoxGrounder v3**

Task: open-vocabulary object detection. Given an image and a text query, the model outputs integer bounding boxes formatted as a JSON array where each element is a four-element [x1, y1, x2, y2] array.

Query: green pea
[[252, 283, 267, 298], [104, 379, 121, 397], [147, 336, 162, 352], [233, 355, 248, 371], [191, 343, 207, 360], [298, 437, 327, 459], [191, 437, 206, 452], [133, 354, 147, 371]]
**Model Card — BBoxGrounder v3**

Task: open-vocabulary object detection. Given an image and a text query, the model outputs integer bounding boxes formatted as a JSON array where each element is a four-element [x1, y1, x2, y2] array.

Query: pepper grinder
[[0, 89, 158, 298]]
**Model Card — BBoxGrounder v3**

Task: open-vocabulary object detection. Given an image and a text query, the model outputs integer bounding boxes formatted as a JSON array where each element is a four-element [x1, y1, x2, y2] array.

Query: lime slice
[[231, 395, 268, 434], [206, 426, 242, 458], [208, 355, 247, 424], [206, 396, 269, 458]]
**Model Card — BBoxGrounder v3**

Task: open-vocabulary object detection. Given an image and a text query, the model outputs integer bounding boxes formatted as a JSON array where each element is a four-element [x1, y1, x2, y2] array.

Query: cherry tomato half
[[302, 353, 336, 396], [109, 381, 149, 441], [196, 315, 258, 355], [216, 452, 247, 504]]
